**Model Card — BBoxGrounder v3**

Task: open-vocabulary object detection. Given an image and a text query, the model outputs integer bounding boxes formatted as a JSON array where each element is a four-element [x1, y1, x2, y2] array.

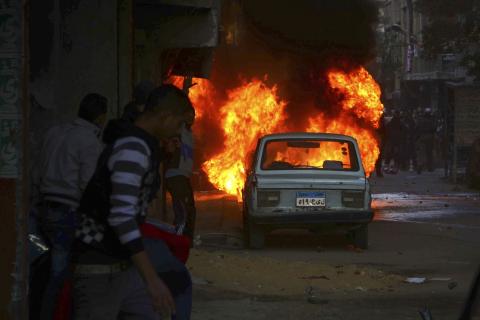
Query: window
[[260, 139, 360, 171]]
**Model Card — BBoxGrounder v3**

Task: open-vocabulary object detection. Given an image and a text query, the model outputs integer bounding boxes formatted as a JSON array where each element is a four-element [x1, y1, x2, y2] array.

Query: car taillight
[[257, 190, 280, 207], [342, 191, 364, 208]]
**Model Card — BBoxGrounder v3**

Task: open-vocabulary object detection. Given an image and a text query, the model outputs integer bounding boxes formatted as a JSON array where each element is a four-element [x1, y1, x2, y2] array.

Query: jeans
[[38, 202, 77, 320]]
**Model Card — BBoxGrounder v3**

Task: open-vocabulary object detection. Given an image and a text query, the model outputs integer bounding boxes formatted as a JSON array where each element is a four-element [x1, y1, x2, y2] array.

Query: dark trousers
[[166, 175, 196, 240], [38, 201, 77, 320], [73, 239, 192, 320]]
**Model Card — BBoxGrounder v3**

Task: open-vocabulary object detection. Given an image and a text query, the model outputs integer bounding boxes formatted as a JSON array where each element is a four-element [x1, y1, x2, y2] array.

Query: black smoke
[[240, 0, 378, 60]]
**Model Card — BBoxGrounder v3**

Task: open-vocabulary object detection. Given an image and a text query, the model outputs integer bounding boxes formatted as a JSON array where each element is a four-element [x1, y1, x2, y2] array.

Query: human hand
[[146, 274, 176, 317]]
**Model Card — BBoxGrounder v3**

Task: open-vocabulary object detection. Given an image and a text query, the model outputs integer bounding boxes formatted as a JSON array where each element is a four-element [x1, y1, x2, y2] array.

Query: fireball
[[170, 66, 383, 199]]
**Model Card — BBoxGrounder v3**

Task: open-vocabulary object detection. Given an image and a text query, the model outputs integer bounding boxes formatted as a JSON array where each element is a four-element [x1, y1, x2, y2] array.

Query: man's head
[[138, 84, 193, 139], [133, 80, 155, 111], [78, 93, 108, 128]]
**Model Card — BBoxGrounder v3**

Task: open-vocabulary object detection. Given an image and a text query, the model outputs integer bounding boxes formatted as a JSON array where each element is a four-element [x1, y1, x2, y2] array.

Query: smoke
[[241, 0, 378, 60]]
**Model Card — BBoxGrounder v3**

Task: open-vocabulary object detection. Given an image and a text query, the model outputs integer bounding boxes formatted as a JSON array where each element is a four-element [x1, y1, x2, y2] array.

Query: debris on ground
[[448, 282, 458, 290], [404, 277, 427, 284], [429, 277, 452, 282], [188, 249, 402, 296]]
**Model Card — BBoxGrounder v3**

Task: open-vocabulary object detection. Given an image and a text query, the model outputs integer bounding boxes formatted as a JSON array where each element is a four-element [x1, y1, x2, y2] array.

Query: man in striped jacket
[[73, 85, 193, 319]]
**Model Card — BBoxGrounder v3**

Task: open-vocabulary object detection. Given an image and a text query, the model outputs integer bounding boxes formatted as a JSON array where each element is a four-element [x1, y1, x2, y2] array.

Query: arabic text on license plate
[[296, 192, 326, 207]]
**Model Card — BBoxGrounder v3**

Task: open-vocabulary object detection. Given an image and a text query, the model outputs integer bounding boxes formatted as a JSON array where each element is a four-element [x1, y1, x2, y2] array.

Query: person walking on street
[[73, 85, 193, 319], [375, 114, 386, 177], [415, 108, 436, 174], [165, 108, 197, 241], [403, 111, 417, 172], [384, 110, 404, 174], [33, 93, 107, 320]]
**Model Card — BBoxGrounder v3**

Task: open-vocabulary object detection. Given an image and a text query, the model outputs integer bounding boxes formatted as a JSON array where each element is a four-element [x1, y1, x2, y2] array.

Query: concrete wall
[[0, 0, 27, 318], [30, 0, 133, 157]]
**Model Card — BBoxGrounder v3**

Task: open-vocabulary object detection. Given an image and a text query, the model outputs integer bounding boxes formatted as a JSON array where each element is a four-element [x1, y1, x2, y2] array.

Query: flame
[[167, 76, 216, 119], [327, 67, 383, 128], [168, 66, 383, 199], [202, 79, 286, 197], [306, 114, 379, 174], [272, 139, 353, 169]]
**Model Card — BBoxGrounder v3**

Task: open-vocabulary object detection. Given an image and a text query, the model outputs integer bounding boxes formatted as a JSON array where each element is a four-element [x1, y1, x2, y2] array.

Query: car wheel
[[351, 224, 368, 249], [243, 214, 265, 249]]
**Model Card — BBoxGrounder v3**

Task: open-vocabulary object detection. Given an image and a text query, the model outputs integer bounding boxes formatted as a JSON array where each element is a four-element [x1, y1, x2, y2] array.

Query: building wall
[[29, 0, 135, 166], [0, 0, 27, 318], [29, 0, 132, 158]]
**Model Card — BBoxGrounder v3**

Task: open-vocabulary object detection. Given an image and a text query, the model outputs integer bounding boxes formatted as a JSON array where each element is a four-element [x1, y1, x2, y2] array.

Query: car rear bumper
[[249, 210, 374, 225]]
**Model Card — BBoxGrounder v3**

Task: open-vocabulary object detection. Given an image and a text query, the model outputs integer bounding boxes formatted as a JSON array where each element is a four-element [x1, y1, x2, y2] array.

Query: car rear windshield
[[260, 139, 360, 171]]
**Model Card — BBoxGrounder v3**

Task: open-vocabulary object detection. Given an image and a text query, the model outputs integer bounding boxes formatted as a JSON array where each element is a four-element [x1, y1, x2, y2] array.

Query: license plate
[[296, 192, 326, 207]]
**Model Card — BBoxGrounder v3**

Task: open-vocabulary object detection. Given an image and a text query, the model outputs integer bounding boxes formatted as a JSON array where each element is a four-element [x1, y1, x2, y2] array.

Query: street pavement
[[184, 169, 480, 319]]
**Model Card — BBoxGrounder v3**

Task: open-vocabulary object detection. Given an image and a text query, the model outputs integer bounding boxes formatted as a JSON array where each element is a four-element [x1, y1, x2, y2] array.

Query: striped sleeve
[[107, 137, 151, 256]]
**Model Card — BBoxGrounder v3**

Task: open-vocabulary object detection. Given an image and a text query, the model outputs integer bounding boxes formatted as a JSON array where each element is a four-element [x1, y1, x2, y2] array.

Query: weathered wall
[[30, 0, 132, 156], [0, 0, 27, 318], [28, 0, 135, 189], [454, 85, 480, 147], [134, 1, 220, 82]]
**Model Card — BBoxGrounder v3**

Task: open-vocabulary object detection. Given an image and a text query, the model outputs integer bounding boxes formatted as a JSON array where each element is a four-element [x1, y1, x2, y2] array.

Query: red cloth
[[140, 223, 191, 264], [53, 278, 72, 320]]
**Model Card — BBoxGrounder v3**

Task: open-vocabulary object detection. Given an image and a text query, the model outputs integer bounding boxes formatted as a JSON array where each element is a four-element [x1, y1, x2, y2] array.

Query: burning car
[[242, 132, 373, 249]]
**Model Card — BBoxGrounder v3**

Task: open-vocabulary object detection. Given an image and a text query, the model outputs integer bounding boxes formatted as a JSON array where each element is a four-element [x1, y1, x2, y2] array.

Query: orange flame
[[167, 76, 216, 119], [327, 67, 383, 128], [169, 66, 383, 199], [306, 113, 379, 174], [202, 79, 286, 197], [272, 139, 353, 170]]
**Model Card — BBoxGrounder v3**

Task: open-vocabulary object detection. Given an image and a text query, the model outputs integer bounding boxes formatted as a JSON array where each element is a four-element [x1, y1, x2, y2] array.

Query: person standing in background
[[165, 108, 197, 242], [33, 93, 108, 320]]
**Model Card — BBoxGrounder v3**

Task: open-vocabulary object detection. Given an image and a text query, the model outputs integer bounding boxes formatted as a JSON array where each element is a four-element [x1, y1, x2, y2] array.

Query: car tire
[[351, 224, 368, 249], [243, 214, 265, 249]]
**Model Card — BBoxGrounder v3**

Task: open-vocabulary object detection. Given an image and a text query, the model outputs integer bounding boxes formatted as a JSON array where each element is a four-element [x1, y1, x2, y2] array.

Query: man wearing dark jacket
[[73, 85, 193, 319], [33, 93, 107, 320]]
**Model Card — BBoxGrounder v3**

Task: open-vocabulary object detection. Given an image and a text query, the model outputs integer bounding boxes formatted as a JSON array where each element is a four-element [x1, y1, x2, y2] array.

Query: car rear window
[[260, 139, 360, 171]]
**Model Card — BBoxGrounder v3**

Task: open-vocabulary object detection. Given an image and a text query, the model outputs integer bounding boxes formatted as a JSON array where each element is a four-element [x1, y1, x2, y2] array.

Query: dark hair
[[144, 84, 193, 116], [78, 93, 108, 123], [133, 80, 155, 105]]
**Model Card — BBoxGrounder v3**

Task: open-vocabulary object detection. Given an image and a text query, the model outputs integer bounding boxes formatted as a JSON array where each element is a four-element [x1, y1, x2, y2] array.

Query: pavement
[[183, 169, 480, 319]]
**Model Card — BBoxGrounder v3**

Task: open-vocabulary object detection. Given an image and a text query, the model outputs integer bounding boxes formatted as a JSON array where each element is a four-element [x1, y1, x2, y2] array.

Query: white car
[[242, 133, 373, 249]]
